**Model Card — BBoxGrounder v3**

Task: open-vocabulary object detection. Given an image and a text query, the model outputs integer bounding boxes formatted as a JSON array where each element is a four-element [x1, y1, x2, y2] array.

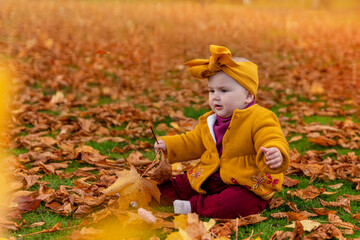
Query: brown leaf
[[305, 224, 345, 240], [271, 212, 288, 219], [95, 49, 110, 55], [73, 205, 93, 218], [292, 221, 305, 239], [287, 185, 324, 200], [24, 175, 43, 189], [269, 231, 293, 240], [343, 194, 360, 201], [328, 213, 360, 230], [270, 197, 285, 209], [319, 197, 352, 214], [286, 202, 300, 212], [237, 214, 268, 227], [74, 145, 108, 165], [288, 135, 302, 143], [24, 221, 45, 228], [311, 208, 337, 216], [327, 183, 343, 189], [0, 217, 26, 231], [144, 152, 172, 184], [308, 136, 337, 146], [287, 212, 308, 221], [283, 176, 300, 187], [210, 222, 234, 238], [352, 213, 360, 223], [14, 195, 41, 211], [84, 194, 106, 207], [126, 151, 152, 166]]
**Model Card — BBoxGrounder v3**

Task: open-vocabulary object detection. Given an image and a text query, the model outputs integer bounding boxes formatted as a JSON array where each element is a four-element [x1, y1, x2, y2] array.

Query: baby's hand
[[154, 139, 167, 154], [261, 147, 283, 169]]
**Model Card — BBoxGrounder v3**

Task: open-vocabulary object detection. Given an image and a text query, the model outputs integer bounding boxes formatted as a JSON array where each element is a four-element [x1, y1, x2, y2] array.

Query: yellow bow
[[184, 45, 259, 97]]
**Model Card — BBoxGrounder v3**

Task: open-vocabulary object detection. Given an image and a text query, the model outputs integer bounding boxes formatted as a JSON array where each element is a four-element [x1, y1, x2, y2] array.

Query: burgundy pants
[[158, 172, 271, 219]]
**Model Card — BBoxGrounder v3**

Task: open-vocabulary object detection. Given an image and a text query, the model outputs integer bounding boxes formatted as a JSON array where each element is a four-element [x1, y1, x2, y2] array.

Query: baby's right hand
[[154, 139, 167, 153]]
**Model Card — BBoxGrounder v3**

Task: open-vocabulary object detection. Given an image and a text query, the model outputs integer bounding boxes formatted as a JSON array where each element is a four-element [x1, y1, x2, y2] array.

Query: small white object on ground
[[138, 208, 157, 224], [130, 201, 138, 208]]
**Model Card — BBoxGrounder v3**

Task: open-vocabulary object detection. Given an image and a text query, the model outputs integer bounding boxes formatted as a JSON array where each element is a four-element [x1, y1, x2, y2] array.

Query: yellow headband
[[184, 45, 259, 97]]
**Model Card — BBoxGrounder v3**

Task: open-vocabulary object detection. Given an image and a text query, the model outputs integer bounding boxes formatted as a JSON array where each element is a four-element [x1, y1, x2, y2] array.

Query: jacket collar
[[200, 104, 259, 143]]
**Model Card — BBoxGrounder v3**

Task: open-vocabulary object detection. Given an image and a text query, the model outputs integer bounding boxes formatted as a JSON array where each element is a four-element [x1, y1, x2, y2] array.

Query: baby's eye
[[221, 89, 228, 93], [209, 89, 215, 93]]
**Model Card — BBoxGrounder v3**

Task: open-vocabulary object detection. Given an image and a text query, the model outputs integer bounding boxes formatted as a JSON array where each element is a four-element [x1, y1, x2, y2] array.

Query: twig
[[243, 231, 263, 240], [236, 217, 239, 240], [149, 126, 159, 144], [18, 224, 83, 237]]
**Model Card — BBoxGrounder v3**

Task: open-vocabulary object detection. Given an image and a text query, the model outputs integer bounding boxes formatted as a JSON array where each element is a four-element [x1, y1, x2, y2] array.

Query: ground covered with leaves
[[1, 0, 360, 239]]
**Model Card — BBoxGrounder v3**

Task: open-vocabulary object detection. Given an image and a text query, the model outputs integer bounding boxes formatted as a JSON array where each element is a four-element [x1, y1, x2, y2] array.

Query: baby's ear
[[245, 91, 254, 103]]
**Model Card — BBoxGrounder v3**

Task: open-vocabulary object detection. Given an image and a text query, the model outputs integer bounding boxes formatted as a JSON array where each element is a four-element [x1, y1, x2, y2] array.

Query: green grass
[[37, 110, 61, 116], [184, 106, 210, 119], [97, 96, 119, 106], [5, 205, 83, 240]]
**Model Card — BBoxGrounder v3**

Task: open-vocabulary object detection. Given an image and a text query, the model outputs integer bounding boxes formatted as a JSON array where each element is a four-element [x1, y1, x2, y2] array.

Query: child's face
[[208, 71, 253, 118]]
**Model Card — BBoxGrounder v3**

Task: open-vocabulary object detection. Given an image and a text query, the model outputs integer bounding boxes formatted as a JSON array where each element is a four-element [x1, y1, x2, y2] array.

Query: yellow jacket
[[162, 104, 289, 200]]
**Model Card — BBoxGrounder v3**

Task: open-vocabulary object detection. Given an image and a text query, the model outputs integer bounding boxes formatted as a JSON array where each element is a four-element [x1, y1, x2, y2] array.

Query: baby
[[154, 45, 289, 219]]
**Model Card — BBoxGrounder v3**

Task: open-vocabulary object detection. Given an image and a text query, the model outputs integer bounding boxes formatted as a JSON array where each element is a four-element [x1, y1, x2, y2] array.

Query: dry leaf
[[328, 183, 343, 189], [319, 197, 352, 214], [287, 185, 324, 200], [95, 49, 110, 55], [102, 166, 160, 210], [306, 224, 345, 240], [308, 136, 337, 146], [285, 220, 321, 232], [328, 213, 360, 230], [282, 176, 300, 187]]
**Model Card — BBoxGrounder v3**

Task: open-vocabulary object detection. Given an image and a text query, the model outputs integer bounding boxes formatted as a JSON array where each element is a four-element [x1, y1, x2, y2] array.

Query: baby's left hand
[[261, 147, 283, 169]]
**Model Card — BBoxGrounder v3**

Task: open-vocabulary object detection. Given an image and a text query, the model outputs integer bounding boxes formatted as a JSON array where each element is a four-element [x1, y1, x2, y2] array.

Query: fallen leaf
[[287, 212, 308, 221], [319, 197, 352, 214], [287, 185, 324, 200], [292, 221, 304, 239], [306, 224, 345, 240], [328, 213, 360, 230], [270, 197, 285, 209], [288, 135, 302, 143], [308, 136, 337, 146], [328, 183, 343, 189], [102, 166, 160, 210], [282, 176, 300, 187], [95, 49, 110, 55], [285, 220, 321, 231], [14, 195, 41, 211]]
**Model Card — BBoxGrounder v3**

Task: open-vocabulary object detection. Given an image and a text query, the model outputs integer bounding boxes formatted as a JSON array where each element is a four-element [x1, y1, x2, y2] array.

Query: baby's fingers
[[266, 159, 282, 169]]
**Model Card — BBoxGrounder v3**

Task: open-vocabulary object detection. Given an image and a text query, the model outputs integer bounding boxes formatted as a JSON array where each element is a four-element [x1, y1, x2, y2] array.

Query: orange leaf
[[95, 49, 110, 54], [308, 136, 337, 146]]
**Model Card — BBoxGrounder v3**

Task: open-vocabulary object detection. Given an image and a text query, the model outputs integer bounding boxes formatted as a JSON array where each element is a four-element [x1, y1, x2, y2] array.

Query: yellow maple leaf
[[102, 166, 160, 210]]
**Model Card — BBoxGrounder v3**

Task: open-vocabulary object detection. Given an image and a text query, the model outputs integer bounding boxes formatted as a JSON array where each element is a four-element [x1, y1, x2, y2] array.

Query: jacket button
[[235, 114, 240, 119]]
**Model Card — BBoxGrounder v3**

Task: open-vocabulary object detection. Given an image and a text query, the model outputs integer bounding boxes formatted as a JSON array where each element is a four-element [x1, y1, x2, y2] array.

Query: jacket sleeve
[[161, 124, 206, 163], [252, 109, 289, 174]]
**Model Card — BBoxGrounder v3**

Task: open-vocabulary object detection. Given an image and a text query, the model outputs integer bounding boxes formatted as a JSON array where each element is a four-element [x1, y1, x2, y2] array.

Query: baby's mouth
[[215, 104, 223, 110]]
